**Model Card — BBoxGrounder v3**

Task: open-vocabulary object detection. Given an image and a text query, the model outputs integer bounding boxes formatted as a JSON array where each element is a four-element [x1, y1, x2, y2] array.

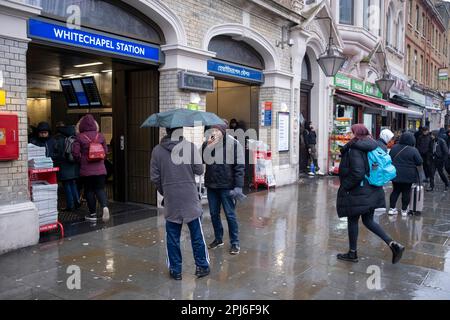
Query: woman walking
[[73, 114, 110, 222], [336, 124, 405, 264], [388, 132, 423, 217]]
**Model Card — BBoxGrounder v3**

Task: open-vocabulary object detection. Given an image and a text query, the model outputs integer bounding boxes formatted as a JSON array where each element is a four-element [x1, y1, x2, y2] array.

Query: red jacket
[[72, 115, 108, 177]]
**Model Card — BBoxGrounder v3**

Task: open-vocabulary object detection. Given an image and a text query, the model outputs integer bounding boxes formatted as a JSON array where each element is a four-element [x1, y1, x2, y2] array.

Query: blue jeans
[[166, 218, 209, 275], [207, 188, 239, 246], [63, 180, 80, 210]]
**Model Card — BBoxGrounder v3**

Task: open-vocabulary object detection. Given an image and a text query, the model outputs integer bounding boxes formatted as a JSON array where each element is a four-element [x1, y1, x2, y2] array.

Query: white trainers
[[388, 208, 398, 216], [102, 207, 110, 221], [316, 170, 325, 176], [401, 210, 409, 217], [308, 172, 315, 176]]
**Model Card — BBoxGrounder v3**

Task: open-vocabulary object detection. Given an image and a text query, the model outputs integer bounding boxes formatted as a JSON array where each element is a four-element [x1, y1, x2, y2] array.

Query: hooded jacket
[[431, 130, 449, 162], [336, 138, 386, 218], [389, 132, 423, 184], [53, 126, 80, 181], [30, 122, 56, 157], [150, 135, 204, 224], [72, 115, 107, 177]]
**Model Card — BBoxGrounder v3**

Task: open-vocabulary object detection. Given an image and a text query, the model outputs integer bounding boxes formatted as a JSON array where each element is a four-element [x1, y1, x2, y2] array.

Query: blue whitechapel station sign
[[207, 60, 264, 83], [28, 18, 161, 63]]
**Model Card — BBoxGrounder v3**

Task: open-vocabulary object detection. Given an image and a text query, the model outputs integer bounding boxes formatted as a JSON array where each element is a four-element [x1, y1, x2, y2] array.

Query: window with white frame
[[339, 0, 354, 25]]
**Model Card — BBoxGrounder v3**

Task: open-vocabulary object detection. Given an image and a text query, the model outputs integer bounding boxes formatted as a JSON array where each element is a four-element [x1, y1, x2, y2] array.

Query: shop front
[[329, 73, 422, 174]]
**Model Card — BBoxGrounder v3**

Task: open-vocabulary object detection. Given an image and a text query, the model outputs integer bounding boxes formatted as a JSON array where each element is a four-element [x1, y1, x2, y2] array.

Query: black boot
[[337, 250, 358, 263], [390, 241, 405, 264], [195, 266, 210, 278]]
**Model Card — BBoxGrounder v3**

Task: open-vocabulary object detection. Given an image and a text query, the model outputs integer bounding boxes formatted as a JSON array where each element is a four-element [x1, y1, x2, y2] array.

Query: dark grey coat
[[336, 138, 386, 218], [390, 132, 423, 184], [150, 136, 204, 224]]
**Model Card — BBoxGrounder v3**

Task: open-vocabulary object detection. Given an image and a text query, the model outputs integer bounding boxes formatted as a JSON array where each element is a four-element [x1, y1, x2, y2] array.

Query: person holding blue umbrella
[[145, 109, 225, 280]]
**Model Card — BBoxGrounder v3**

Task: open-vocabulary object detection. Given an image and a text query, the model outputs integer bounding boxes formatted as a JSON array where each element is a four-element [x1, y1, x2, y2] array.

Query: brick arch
[[203, 24, 280, 70]]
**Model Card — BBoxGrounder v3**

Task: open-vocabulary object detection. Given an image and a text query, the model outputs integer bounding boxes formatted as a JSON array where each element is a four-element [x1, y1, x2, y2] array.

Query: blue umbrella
[[141, 108, 226, 128]]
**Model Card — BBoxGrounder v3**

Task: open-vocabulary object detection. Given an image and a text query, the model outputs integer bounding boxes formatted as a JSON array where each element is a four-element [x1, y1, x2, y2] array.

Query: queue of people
[[29, 114, 110, 222]]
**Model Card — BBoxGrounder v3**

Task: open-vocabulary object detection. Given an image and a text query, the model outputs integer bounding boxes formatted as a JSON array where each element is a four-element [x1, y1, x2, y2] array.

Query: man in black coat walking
[[416, 127, 432, 182], [427, 130, 449, 191]]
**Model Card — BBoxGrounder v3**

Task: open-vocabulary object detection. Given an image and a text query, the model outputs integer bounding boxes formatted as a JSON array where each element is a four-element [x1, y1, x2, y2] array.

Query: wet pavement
[[1, 177, 450, 300]]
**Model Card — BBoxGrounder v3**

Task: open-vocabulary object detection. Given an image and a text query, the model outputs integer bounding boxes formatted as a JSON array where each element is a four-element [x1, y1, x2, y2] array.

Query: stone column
[[0, 1, 40, 255]]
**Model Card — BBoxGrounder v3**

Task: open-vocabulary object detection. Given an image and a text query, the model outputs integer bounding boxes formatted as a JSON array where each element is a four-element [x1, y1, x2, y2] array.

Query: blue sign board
[[28, 18, 161, 63], [264, 110, 272, 126], [207, 60, 264, 83]]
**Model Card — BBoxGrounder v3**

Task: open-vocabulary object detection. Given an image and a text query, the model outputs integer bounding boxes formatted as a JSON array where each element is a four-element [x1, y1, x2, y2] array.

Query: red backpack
[[83, 133, 105, 162]]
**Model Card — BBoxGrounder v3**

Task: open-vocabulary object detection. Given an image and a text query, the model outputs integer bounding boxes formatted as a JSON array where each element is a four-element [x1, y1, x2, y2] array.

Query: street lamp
[[376, 73, 395, 96], [316, 18, 347, 77]]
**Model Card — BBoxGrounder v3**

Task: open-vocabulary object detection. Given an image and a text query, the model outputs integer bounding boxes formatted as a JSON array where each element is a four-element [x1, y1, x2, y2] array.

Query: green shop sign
[[334, 74, 351, 89], [334, 73, 383, 98], [364, 82, 383, 98], [351, 79, 364, 93]]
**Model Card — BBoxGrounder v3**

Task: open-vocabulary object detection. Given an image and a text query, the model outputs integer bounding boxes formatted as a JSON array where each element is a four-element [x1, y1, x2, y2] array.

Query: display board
[[277, 112, 290, 152], [60, 77, 103, 108]]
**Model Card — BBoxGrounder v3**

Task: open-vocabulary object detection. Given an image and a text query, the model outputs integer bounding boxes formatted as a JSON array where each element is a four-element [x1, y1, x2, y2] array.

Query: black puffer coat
[[416, 133, 432, 155], [202, 135, 245, 189], [336, 138, 386, 218], [390, 132, 423, 184]]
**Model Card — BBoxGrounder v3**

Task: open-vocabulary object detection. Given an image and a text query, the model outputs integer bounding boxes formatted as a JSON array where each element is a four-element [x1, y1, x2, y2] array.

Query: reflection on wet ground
[[1, 177, 450, 300]]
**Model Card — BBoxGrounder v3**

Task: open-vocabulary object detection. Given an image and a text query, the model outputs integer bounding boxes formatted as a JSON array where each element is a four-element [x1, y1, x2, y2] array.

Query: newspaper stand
[[250, 149, 273, 190], [28, 167, 64, 238]]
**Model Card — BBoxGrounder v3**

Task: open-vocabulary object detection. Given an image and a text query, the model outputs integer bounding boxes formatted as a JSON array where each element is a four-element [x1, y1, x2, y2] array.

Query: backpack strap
[[393, 146, 408, 160]]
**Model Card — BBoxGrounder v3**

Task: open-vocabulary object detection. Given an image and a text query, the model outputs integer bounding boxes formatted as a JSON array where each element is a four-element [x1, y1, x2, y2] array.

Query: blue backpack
[[365, 147, 397, 187]]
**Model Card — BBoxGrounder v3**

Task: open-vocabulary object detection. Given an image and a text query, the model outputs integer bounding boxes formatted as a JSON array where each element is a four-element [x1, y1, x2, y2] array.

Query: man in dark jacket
[[151, 128, 210, 281], [53, 123, 81, 212], [336, 124, 404, 264], [30, 122, 56, 158], [202, 123, 245, 255], [428, 130, 449, 191], [303, 121, 321, 175], [415, 127, 432, 182], [389, 132, 423, 216]]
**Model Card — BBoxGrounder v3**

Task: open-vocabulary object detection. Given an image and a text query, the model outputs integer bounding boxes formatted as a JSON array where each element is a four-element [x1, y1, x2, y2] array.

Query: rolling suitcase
[[409, 183, 424, 215]]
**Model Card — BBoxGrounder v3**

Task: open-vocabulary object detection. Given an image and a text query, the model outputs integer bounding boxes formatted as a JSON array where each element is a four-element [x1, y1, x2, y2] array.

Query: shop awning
[[336, 89, 423, 117]]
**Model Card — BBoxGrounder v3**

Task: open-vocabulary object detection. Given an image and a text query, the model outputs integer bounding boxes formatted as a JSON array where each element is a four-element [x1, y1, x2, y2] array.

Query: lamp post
[[376, 73, 395, 97], [316, 18, 347, 77]]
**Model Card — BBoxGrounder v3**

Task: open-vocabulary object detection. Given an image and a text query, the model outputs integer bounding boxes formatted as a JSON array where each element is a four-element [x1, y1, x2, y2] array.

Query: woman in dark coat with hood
[[336, 124, 404, 264], [53, 124, 81, 212], [388, 132, 423, 216], [72, 114, 109, 222]]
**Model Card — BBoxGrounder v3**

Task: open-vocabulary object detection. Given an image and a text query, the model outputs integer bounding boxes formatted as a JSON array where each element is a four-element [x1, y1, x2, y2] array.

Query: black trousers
[[421, 153, 431, 179], [84, 175, 108, 214], [390, 182, 413, 211], [430, 160, 449, 188], [347, 211, 393, 252]]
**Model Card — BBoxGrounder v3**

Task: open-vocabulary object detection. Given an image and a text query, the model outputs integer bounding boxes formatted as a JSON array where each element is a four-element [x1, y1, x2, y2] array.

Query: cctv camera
[[288, 39, 294, 47]]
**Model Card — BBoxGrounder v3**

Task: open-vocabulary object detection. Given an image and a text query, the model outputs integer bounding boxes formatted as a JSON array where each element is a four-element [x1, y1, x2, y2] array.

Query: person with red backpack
[[72, 114, 110, 222]]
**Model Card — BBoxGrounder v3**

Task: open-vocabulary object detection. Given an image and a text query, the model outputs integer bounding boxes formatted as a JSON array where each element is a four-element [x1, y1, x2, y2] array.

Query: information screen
[[59, 77, 103, 108]]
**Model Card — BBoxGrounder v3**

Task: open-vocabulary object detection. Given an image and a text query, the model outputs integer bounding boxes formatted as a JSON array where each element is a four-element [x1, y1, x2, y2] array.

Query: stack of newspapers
[[28, 144, 53, 169], [31, 181, 58, 226]]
